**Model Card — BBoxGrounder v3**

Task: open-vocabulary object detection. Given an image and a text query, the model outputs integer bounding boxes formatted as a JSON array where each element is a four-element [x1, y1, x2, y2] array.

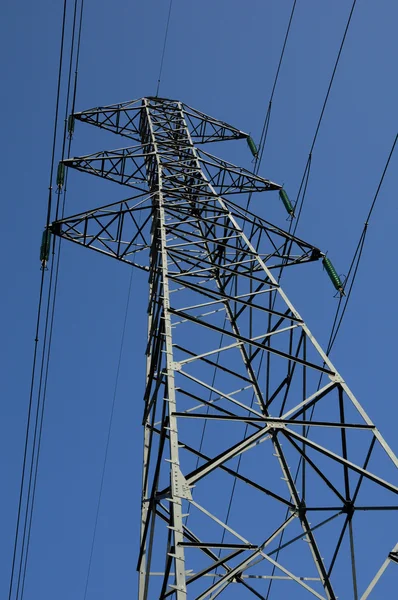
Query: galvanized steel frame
[[51, 97, 397, 599]]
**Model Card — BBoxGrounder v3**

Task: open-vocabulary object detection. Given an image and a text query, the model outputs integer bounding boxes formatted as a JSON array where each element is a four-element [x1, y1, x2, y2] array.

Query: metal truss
[[51, 97, 398, 599], [73, 99, 249, 143]]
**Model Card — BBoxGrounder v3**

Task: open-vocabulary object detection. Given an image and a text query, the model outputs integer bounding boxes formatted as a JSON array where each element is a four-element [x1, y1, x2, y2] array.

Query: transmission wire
[[312, 131, 398, 365], [13, 3, 86, 598], [246, 0, 297, 211], [20, 4, 86, 595], [264, 131, 398, 598], [267, 0, 358, 313], [291, 0, 358, 238], [83, 267, 136, 600], [206, 0, 297, 580], [7, 3, 69, 600], [327, 131, 397, 353], [204, 2, 300, 580], [256, 0, 297, 168], [156, 0, 173, 97], [70, 0, 85, 128], [260, 0, 358, 287], [268, 0, 359, 346], [211, 4, 360, 590]]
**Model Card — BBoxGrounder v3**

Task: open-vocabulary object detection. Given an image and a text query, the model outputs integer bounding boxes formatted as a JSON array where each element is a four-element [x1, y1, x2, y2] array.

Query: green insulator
[[56, 162, 65, 187], [247, 136, 258, 158], [322, 257, 344, 293], [40, 229, 52, 263], [68, 114, 75, 134], [279, 189, 295, 216]]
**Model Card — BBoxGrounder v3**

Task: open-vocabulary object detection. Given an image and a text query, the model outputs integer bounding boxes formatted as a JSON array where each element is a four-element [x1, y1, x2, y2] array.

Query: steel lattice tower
[[50, 97, 398, 599]]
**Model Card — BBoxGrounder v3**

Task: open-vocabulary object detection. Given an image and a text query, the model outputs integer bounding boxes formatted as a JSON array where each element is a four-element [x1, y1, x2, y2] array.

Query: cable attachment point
[[247, 136, 259, 158], [322, 256, 345, 296], [67, 114, 75, 138], [279, 188, 295, 218], [40, 228, 52, 269], [56, 162, 65, 192]]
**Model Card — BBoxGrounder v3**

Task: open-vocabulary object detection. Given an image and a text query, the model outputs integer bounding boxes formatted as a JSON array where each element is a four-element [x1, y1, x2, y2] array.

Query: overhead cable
[[256, 0, 297, 170], [156, 0, 173, 97], [212, 1, 299, 577], [233, 5, 360, 592], [246, 0, 297, 210], [10, 2, 86, 599], [291, 0, 358, 237], [326, 131, 398, 354], [266, 132, 398, 597], [18, 3, 86, 597], [7, 3, 69, 600], [83, 266, 135, 600]]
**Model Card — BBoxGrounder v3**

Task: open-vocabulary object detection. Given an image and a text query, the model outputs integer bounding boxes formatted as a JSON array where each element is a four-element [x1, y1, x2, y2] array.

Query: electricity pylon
[[50, 97, 398, 599]]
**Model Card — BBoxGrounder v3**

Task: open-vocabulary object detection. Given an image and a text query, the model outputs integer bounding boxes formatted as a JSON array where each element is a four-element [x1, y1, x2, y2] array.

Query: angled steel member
[[51, 97, 397, 600]]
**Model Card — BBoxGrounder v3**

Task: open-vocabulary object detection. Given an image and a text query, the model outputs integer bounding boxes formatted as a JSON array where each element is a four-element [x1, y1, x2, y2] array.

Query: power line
[[7, 3, 69, 599], [156, 0, 173, 97], [17, 246, 58, 600], [220, 5, 361, 591], [8, 271, 46, 600], [70, 0, 85, 122], [18, 0, 86, 592], [246, 0, 297, 210], [268, 0, 358, 287], [264, 132, 397, 596], [10, 2, 86, 598], [291, 0, 358, 237], [326, 131, 398, 354], [210, 0, 298, 578], [83, 267, 135, 600], [256, 0, 297, 169]]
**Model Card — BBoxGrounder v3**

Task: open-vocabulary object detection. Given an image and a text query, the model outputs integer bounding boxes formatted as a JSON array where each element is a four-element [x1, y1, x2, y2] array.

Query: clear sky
[[1, 1, 397, 599]]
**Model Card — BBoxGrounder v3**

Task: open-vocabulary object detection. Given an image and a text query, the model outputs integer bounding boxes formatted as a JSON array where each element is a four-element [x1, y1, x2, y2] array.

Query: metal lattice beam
[[51, 97, 398, 600], [73, 97, 249, 144]]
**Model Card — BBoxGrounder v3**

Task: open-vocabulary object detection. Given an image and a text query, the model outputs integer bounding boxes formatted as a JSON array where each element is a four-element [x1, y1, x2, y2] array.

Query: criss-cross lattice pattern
[[51, 97, 398, 600]]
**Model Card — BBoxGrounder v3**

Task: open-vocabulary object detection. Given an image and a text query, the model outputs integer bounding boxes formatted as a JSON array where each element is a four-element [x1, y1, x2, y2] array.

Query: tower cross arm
[[179, 101, 249, 144], [49, 194, 153, 271], [72, 96, 251, 146], [196, 148, 282, 194], [73, 98, 143, 141]]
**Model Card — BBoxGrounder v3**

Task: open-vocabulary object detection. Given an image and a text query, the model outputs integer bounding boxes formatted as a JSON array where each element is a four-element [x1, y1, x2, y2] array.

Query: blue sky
[[1, 1, 397, 598]]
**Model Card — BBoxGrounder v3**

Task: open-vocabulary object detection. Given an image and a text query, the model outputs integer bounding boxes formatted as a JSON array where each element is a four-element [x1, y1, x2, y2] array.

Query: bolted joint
[[311, 247, 323, 261], [342, 501, 355, 516], [49, 221, 61, 236], [296, 499, 307, 519]]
